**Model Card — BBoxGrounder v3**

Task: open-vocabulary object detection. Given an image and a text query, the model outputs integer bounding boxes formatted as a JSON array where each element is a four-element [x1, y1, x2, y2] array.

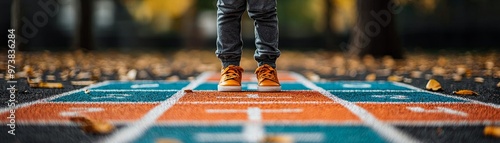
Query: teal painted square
[[265, 125, 387, 143], [134, 125, 242, 143], [51, 91, 177, 102], [134, 125, 386, 143], [94, 81, 189, 90], [315, 81, 411, 90], [329, 91, 467, 103], [195, 82, 309, 90]]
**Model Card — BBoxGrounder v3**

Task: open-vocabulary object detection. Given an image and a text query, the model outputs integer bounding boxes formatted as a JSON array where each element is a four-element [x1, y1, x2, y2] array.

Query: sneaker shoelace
[[256, 65, 278, 83], [221, 66, 243, 81]]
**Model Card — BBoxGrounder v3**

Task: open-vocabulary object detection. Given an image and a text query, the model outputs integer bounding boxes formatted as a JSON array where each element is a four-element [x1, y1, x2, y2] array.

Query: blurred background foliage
[[1, 0, 499, 52]]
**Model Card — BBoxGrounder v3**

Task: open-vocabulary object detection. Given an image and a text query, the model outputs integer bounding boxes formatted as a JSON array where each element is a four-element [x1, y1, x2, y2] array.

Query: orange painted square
[[206, 72, 296, 82], [0, 103, 158, 123], [179, 91, 335, 103], [158, 104, 360, 122], [358, 103, 500, 122]]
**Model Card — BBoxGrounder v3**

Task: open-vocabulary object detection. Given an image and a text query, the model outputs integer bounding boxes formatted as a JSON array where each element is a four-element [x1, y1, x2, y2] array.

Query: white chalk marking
[[59, 107, 105, 117], [91, 94, 132, 100], [130, 83, 160, 88], [371, 95, 410, 100], [342, 83, 371, 88], [407, 107, 468, 117]]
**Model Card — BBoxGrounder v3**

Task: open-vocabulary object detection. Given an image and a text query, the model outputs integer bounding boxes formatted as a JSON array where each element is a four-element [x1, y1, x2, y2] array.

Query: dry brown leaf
[[484, 126, 500, 138], [426, 79, 442, 91], [453, 90, 478, 96], [262, 135, 294, 143], [365, 73, 376, 81], [474, 77, 484, 83], [70, 116, 115, 134], [156, 138, 182, 143], [387, 75, 403, 82]]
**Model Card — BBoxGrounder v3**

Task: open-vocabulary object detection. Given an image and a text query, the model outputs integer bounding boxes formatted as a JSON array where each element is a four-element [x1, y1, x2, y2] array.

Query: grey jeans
[[216, 0, 280, 68]]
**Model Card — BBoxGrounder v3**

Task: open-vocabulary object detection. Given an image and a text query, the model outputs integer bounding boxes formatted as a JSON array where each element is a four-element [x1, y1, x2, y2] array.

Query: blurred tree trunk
[[324, 0, 335, 49], [350, 0, 404, 59], [74, 0, 94, 51], [181, 1, 202, 49]]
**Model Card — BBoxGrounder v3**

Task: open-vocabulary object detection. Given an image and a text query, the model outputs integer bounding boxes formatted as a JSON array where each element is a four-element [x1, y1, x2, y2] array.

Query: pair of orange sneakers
[[218, 64, 281, 92]]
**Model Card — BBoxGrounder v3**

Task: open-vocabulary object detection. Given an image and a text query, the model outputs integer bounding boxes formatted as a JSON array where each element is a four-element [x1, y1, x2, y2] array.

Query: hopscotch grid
[[392, 82, 500, 108], [99, 72, 213, 143], [291, 72, 421, 143], [0, 81, 112, 114]]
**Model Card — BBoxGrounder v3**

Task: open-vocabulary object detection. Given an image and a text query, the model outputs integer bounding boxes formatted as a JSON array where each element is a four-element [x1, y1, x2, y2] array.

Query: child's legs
[[247, 0, 280, 68], [216, 0, 247, 68]]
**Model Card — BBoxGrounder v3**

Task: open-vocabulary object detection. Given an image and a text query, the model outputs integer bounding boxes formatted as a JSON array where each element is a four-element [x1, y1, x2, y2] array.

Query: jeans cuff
[[258, 61, 276, 69], [221, 60, 240, 68]]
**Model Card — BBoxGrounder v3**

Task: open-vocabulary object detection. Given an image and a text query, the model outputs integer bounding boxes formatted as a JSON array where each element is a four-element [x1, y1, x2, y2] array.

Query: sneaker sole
[[218, 85, 242, 92], [257, 86, 281, 92]]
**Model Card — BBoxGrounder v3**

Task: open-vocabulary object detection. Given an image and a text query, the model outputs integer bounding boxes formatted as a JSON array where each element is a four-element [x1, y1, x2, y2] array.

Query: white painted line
[[0, 81, 111, 114], [59, 107, 105, 117], [90, 94, 132, 100], [406, 107, 468, 117], [393, 82, 500, 108], [130, 83, 159, 88], [243, 122, 265, 142], [178, 101, 336, 104], [247, 84, 258, 90], [247, 94, 259, 98], [291, 72, 420, 143], [248, 108, 268, 120], [216, 96, 293, 99], [206, 108, 303, 113], [342, 83, 372, 88], [371, 95, 410, 100], [99, 72, 212, 143]]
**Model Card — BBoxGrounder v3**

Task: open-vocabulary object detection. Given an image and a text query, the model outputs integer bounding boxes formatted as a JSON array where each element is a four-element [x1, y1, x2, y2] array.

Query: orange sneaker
[[255, 64, 281, 91], [218, 65, 244, 91]]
